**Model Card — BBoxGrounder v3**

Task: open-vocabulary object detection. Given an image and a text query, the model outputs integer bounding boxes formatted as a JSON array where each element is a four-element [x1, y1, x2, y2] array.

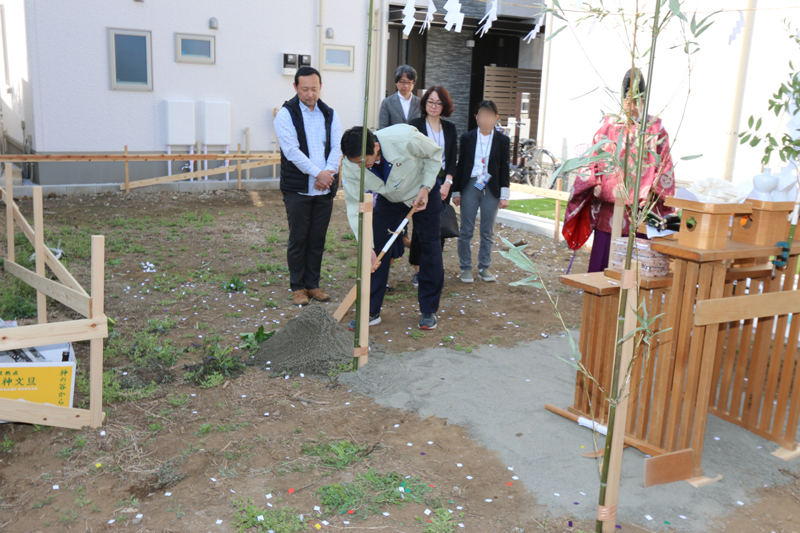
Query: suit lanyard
[[479, 132, 492, 171], [475, 132, 493, 191]]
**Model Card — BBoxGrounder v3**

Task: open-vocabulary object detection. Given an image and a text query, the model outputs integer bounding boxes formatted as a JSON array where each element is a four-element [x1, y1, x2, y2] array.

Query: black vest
[[279, 95, 338, 194]]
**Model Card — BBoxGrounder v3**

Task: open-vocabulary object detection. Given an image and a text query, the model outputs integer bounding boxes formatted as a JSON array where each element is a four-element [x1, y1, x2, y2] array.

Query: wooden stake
[[33, 187, 46, 324], [89, 235, 105, 428], [602, 263, 639, 533], [5, 162, 14, 263], [124, 145, 129, 194], [553, 177, 563, 241], [245, 127, 251, 180], [237, 143, 242, 190], [356, 194, 373, 367], [333, 205, 416, 321]]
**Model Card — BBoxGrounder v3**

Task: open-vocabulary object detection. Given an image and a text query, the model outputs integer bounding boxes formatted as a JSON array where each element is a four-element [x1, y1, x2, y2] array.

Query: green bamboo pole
[[353, 0, 376, 371], [595, 2, 662, 531]]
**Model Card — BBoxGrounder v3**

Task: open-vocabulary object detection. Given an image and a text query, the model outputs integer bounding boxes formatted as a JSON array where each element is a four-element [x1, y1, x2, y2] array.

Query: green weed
[[230, 498, 305, 532], [300, 438, 368, 470], [0, 435, 14, 453]]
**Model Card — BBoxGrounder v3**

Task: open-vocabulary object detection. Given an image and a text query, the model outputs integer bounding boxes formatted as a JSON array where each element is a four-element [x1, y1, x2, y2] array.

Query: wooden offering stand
[[665, 197, 752, 250], [553, 229, 800, 487], [731, 199, 793, 246]]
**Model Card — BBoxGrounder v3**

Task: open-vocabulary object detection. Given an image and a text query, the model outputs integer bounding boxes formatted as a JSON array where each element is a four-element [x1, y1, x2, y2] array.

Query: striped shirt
[[274, 100, 342, 196]]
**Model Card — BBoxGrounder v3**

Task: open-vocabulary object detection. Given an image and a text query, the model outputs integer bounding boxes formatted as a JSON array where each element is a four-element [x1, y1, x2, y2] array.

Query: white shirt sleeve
[[273, 107, 321, 178], [325, 110, 343, 172]]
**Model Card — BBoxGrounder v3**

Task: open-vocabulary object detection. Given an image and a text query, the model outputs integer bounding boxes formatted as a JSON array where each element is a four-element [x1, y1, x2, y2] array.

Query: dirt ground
[[0, 189, 795, 532]]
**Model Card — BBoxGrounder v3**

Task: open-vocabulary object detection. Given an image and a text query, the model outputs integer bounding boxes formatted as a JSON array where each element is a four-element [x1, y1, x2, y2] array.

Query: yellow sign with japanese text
[[0, 363, 76, 408]]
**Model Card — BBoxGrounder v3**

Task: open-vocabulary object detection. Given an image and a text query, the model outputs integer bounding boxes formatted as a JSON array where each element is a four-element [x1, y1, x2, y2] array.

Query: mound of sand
[[250, 304, 355, 376]]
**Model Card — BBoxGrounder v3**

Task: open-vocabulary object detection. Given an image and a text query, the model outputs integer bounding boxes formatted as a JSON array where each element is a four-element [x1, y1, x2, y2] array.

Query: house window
[[108, 28, 152, 91], [175, 33, 215, 64], [322, 45, 354, 72]]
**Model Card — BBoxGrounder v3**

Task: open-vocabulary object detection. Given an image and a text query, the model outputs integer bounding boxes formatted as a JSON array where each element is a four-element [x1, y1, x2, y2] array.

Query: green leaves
[[680, 154, 703, 161], [498, 237, 539, 278], [240, 325, 274, 351], [689, 10, 719, 38], [547, 25, 567, 41], [668, 0, 687, 22]]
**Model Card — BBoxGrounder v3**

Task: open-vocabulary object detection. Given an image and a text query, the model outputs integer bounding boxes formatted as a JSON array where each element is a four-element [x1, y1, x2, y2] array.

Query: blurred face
[[425, 91, 442, 118], [396, 73, 414, 97], [294, 73, 321, 109], [346, 143, 381, 167], [623, 96, 640, 118], [475, 108, 497, 133]]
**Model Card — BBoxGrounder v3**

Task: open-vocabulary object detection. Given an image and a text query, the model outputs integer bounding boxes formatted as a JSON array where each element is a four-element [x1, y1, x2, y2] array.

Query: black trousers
[[371, 181, 444, 315], [282, 190, 334, 291], [409, 172, 449, 266]]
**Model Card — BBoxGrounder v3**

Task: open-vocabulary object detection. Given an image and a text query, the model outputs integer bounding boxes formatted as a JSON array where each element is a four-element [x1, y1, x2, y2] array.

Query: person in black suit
[[407, 86, 458, 288], [452, 100, 510, 283]]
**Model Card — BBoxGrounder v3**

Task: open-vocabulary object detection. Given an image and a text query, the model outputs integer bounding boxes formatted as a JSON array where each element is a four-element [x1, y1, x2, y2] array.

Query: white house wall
[[1, 0, 32, 148], [540, 0, 799, 184], [24, 0, 370, 155]]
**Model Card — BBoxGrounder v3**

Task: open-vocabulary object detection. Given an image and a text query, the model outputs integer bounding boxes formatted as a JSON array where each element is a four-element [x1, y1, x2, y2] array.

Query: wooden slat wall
[[483, 66, 542, 142], [707, 260, 800, 450]]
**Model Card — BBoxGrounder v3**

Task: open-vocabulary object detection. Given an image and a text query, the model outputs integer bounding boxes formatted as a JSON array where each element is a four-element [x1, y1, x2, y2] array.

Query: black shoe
[[412, 273, 419, 288], [349, 313, 381, 331], [419, 312, 437, 330]]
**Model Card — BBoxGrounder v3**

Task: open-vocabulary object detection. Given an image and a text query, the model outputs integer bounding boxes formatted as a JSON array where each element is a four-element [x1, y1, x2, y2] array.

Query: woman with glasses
[[407, 86, 458, 288]]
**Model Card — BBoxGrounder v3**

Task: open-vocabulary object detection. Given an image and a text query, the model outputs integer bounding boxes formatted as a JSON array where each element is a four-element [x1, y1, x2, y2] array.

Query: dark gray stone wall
[[432, 0, 486, 19], [424, 27, 474, 138]]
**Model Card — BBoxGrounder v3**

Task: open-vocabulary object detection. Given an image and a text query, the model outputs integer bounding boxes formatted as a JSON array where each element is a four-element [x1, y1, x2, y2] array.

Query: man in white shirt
[[378, 65, 421, 129], [274, 66, 343, 306]]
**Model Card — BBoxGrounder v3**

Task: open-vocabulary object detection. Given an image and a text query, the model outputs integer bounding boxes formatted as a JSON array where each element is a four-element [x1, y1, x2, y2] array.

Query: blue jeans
[[370, 181, 444, 315], [457, 177, 500, 271]]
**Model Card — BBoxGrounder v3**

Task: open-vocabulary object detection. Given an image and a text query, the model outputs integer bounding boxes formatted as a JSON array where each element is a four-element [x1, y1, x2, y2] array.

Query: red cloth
[[563, 115, 676, 250]]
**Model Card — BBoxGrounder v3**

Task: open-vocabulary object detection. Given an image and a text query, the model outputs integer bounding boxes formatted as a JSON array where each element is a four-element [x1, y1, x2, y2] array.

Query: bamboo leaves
[[739, 21, 800, 170], [667, 0, 686, 23]]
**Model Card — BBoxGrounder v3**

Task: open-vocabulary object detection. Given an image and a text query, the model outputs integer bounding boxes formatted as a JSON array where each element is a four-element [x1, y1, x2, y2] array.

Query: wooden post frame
[[601, 262, 639, 532], [5, 162, 13, 263], [0, 152, 279, 193], [553, 177, 563, 242], [33, 187, 47, 324], [355, 194, 373, 367], [0, 180, 108, 429], [124, 145, 130, 194], [237, 143, 243, 190]]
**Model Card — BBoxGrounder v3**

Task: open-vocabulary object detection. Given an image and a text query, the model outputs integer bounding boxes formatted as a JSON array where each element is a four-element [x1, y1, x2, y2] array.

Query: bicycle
[[509, 138, 559, 189]]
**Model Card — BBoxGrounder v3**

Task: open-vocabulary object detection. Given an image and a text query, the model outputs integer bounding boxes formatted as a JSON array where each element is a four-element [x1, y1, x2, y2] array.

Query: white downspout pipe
[[537, 4, 554, 151], [722, 0, 758, 182]]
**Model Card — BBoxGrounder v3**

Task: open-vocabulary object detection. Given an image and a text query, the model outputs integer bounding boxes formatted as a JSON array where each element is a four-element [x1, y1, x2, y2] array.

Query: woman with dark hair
[[562, 68, 675, 272], [452, 100, 510, 283], [407, 86, 458, 287]]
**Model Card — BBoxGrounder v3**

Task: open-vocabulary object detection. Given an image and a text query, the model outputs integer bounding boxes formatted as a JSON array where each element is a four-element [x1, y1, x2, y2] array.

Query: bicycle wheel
[[531, 148, 558, 188]]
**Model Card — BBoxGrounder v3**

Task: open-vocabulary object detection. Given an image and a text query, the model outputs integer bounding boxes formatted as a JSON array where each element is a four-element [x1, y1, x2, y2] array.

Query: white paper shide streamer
[[443, 0, 465, 33], [523, 14, 544, 44], [476, 0, 498, 37], [728, 11, 744, 45], [402, 0, 416, 36], [420, 0, 436, 34]]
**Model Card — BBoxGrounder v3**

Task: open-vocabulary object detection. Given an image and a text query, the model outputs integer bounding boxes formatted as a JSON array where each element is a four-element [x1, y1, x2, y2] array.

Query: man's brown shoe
[[292, 288, 309, 306], [307, 288, 331, 302]]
